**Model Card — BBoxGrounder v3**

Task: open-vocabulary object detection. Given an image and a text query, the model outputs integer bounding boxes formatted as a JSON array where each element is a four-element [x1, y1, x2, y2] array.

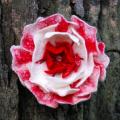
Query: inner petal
[[37, 41, 82, 78]]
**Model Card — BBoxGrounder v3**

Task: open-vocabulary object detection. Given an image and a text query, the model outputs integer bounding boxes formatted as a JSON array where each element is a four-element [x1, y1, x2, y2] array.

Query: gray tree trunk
[[0, 0, 120, 120]]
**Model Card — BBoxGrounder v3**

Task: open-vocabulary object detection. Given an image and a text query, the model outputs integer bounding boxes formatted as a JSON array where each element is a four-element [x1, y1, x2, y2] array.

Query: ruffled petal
[[99, 67, 106, 81], [24, 81, 58, 108], [35, 13, 66, 30], [94, 50, 109, 81], [71, 27, 87, 61], [21, 33, 35, 52], [55, 15, 69, 32], [95, 50, 110, 69], [45, 32, 80, 45], [10, 46, 32, 68], [71, 15, 98, 53], [74, 66, 100, 96], [16, 69, 30, 81], [49, 86, 78, 97], [15, 67, 31, 85], [93, 42, 110, 81], [98, 42, 105, 54], [32, 24, 58, 63], [54, 93, 91, 105]]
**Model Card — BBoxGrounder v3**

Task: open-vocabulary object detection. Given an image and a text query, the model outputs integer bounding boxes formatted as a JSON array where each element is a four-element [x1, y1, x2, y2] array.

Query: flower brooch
[[10, 14, 110, 108]]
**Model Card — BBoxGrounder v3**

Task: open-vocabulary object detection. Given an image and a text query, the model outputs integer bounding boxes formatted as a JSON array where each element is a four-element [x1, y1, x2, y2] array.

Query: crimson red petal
[[54, 94, 75, 104], [55, 17, 69, 32], [31, 85, 58, 108], [98, 42, 105, 54], [11, 46, 32, 67], [45, 63, 65, 75], [35, 14, 66, 30], [17, 69, 30, 81], [62, 64, 75, 78], [46, 42, 64, 54], [21, 33, 35, 52], [54, 93, 91, 104], [55, 42, 74, 63], [46, 53, 55, 69]]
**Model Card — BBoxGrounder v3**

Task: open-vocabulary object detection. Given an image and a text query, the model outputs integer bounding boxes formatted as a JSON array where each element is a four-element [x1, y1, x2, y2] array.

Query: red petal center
[[36, 41, 82, 78]]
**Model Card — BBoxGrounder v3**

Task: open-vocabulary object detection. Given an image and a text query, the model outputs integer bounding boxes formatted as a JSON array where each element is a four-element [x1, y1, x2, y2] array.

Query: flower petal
[[99, 67, 106, 81], [10, 46, 32, 68], [71, 27, 87, 61], [44, 32, 80, 45], [50, 86, 78, 97], [14, 67, 31, 85], [35, 13, 65, 30], [32, 24, 58, 63], [24, 81, 58, 108], [54, 94, 91, 105], [21, 33, 35, 52], [94, 42, 110, 81], [75, 53, 94, 87], [75, 66, 100, 96], [71, 15, 98, 53], [17, 69, 30, 81], [98, 42, 105, 54]]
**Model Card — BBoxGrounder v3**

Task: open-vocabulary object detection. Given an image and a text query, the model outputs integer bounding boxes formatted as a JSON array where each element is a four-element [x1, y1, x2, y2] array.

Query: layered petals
[[10, 13, 110, 108]]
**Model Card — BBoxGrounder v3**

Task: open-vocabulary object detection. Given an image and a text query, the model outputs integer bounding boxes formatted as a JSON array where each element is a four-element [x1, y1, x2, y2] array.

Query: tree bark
[[0, 0, 120, 120]]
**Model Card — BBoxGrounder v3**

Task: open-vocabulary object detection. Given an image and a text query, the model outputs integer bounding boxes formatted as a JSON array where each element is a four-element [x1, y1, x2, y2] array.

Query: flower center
[[36, 41, 82, 78]]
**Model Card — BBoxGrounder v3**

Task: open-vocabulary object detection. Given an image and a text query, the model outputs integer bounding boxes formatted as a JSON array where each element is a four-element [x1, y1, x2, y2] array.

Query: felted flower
[[10, 13, 110, 108]]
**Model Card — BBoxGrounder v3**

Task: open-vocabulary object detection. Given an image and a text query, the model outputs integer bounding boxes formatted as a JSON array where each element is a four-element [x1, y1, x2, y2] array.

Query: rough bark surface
[[0, 0, 120, 120]]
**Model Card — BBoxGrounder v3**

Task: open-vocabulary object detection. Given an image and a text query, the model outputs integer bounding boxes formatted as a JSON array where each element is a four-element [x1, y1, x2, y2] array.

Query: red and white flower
[[10, 13, 110, 108]]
